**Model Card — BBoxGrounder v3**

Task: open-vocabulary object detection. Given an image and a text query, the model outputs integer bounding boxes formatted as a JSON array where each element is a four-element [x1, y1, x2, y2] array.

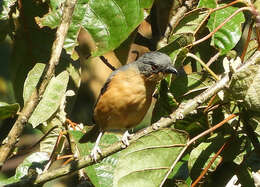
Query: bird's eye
[[152, 64, 158, 70]]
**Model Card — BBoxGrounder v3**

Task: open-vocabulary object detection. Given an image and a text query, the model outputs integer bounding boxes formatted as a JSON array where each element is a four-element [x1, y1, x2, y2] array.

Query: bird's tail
[[79, 125, 100, 143]]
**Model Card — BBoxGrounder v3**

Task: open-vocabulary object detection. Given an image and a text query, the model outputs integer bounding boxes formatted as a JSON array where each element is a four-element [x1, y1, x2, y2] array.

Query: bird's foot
[[90, 144, 102, 161], [122, 131, 132, 146]]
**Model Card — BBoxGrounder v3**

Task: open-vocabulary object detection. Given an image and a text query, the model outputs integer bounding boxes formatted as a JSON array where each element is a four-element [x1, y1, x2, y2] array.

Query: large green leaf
[[113, 128, 188, 187], [70, 130, 121, 187], [0, 102, 19, 120], [200, 0, 245, 54], [28, 71, 69, 128], [36, 0, 154, 57]]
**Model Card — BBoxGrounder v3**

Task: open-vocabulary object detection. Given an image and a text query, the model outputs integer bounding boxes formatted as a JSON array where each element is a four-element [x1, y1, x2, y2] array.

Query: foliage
[[0, 0, 260, 186]]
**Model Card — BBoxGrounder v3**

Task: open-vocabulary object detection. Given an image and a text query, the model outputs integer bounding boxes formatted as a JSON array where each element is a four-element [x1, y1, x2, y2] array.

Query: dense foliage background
[[0, 0, 260, 186]]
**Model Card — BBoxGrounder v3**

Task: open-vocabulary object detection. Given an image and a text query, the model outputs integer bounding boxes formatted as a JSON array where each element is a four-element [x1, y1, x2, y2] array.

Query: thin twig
[[212, 0, 241, 12], [187, 7, 253, 48], [99, 56, 116, 71], [187, 53, 220, 80], [206, 52, 220, 67], [0, 0, 77, 167], [191, 142, 228, 187], [241, 21, 254, 62]]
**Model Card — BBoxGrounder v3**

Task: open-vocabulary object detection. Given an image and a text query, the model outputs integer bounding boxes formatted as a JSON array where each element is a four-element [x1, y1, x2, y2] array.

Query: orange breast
[[93, 67, 156, 130]]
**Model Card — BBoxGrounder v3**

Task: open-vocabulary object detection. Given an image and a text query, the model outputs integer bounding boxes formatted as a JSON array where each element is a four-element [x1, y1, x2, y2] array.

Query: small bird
[[81, 51, 177, 160]]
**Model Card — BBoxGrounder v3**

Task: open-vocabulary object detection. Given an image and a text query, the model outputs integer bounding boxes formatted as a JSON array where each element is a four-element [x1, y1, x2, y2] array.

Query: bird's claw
[[90, 145, 102, 161], [122, 131, 131, 146]]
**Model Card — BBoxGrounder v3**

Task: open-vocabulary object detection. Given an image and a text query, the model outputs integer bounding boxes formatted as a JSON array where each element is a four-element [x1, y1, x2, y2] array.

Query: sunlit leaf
[[201, 0, 245, 54], [70, 130, 120, 187], [36, 0, 154, 57], [23, 63, 45, 104], [28, 71, 69, 128], [113, 128, 188, 187]]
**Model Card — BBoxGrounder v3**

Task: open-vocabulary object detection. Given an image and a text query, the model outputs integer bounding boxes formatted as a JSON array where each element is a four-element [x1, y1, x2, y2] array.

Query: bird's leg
[[122, 130, 131, 146], [90, 131, 103, 161]]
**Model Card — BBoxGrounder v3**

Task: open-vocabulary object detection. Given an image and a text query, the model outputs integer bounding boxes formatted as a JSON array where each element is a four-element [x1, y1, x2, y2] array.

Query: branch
[[0, 0, 77, 167]]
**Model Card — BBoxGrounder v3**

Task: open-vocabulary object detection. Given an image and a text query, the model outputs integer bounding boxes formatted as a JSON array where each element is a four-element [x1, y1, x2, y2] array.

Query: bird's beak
[[164, 66, 178, 74]]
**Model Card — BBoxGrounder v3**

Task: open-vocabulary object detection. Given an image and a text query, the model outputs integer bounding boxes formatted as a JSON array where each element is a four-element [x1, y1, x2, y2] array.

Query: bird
[[81, 51, 178, 160]]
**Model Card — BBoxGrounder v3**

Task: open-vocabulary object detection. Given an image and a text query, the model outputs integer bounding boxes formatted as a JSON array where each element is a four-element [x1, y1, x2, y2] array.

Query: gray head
[[135, 51, 177, 77]]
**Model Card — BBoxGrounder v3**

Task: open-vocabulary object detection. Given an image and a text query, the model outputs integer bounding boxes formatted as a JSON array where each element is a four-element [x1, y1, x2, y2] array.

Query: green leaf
[[174, 8, 209, 36], [113, 128, 188, 187], [0, 152, 49, 185], [197, 0, 215, 8], [40, 124, 61, 154], [23, 63, 45, 104], [205, 1, 245, 54], [36, 0, 154, 57], [70, 130, 120, 187], [170, 72, 215, 103], [188, 133, 230, 179], [28, 71, 69, 128], [174, 111, 208, 138], [0, 102, 19, 120], [164, 154, 190, 186], [230, 64, 260, 112]]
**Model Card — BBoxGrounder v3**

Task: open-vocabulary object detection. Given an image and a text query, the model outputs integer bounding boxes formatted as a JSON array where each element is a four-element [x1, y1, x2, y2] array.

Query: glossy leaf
[[28, 71, 69, 128], [0, 102, 19, 120], [113, 128, 188, 187], [203, 1, 245, 54], [36, 0, 154, 57], [23, 63, 45, 104], [70, 130, 120, 187]]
